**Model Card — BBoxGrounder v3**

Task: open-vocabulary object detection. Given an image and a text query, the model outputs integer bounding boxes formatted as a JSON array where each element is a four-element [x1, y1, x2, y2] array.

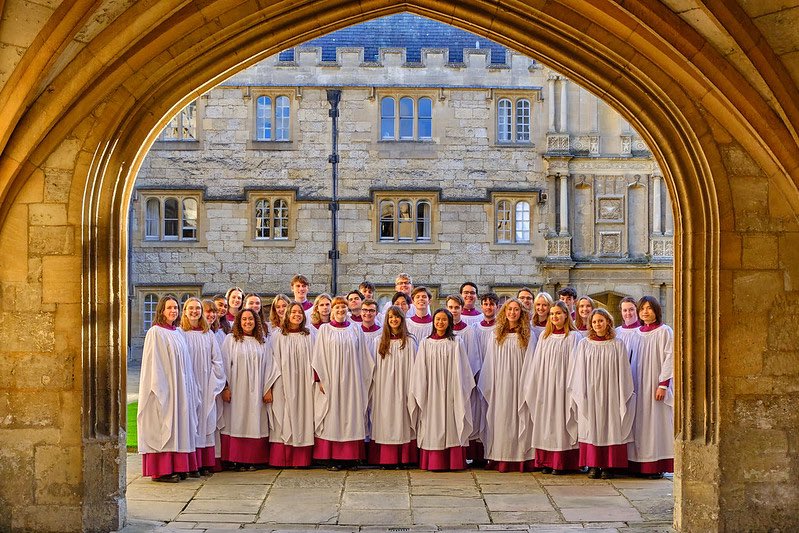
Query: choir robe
[[183, 329, 227, 468], [568, 337, 635, 468], [469, 319, 496, 459], [519, 330, 582, 470], [220, 335, 279, 464], [137, 325, 199, 478], [361, 324, 383, 357], [311, 321, 374, 460], [406, 314, 434, 344], [460, 308, 483, 327], [478, 332, 537, 472], [614, 322, 640, 360], [368, 335, 419, 465], [531, 324, 546, 342], [268, 328, 317, 467], [408, 336, 475, 471], [453, 321, 484, 457], [214, 328, 227, 349], [628, 324, 674, 473]]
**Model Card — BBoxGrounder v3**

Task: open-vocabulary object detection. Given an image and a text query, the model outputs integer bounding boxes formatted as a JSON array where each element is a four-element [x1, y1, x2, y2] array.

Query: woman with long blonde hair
[[310, 293, 332, 329], [478, 298, 537, 472], [573, 296, 595, 336], [531, 292, 554, 338], [520, 300, 582, 474], [268, 293, 291, 334]]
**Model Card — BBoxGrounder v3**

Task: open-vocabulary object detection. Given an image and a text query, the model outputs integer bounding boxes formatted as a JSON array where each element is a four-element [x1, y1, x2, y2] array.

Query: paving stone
[[345, 481, 409, 492], [184, 499, 264, 513], [479, 483, 542, 494], [477, 524, 530, 530], [265, 487, 342, 504], [337, 509, 413, 525], [163, 523, 197, 529], [483, 493, 553, 512], [257, 502, 339, 524], [617, 487, 673, 501], [410, 485, 482, 497], [410, 495, 485, 508], [205, 471, 279, 485], [198, 525, 248, 530], [412, 506, 490, 525], [560, 506, 643, 522], [126, 483, 199, 502], [545, 484, 619, 497], [179, 513, 255, 523], [127, 500, 186, 522], [487, 511, 562, 523], [341, 491, 410, 509], [534, 473, 595, 485], [194, 484, 270, 500], [549, 495, 634, 509], [609, 478, 672, 489]]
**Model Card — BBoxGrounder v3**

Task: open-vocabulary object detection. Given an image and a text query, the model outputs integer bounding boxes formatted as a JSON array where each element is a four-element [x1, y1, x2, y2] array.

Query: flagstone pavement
[[119, 453, 673, 533]]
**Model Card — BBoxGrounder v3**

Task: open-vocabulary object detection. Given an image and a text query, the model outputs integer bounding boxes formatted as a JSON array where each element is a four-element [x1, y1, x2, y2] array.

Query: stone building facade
[[129, 24, 673, 348]]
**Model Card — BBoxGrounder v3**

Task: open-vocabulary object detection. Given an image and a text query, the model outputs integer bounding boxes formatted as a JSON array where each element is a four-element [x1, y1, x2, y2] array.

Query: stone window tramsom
[[380, 95, 433, 141], [377, 195, 434, 243], [142, 194, 199, 242]]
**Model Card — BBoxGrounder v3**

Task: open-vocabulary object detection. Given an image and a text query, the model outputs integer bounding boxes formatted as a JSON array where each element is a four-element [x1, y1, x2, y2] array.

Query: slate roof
[[279, 13, 510, 64]]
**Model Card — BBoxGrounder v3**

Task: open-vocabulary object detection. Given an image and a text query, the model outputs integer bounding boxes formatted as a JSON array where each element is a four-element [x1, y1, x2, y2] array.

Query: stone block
[[29, 226, 75, 256], [42, 256, 81, 304], [742, 234, 778, 269], [0, 311, 55, 352], [1, 391, 61, 428], [724, 428, 790, 483], [34, 445, 81, 505], [29, 204, 68, 226], [13, 352, 73, 389], [11, 504, 82, 533], [0, 203, 29, 282], [733, 394, 799, 431], [778, 232, 799, 291]]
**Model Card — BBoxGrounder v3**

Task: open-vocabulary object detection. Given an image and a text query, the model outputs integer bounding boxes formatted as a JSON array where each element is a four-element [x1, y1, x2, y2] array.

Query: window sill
[[487, 242, 535, 252], [151, 140, 201, 151], [373, 241, 441, 251], [247, 140, 295, 151], [492, 142, 537, 149], [137, 239, 204, 247]]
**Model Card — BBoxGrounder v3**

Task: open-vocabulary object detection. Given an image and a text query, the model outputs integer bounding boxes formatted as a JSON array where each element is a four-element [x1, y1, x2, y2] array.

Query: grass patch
[[126, 401, 137, 452]]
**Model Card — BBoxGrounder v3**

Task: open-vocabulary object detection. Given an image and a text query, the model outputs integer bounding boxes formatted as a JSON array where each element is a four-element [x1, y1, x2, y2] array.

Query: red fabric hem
[[268, 442, 314, 467], [367, 440, 418, 465], [220, 434, 270, 464], [627, 458, 674, 474], [487, 459, 536, 473], [534, 448, 580, 470], [312, 437, 366, 460], [419, 446, 468, 471], [578, 442, 629, 468], [196, 445, 217, 468], [141, 451, 196, 478]]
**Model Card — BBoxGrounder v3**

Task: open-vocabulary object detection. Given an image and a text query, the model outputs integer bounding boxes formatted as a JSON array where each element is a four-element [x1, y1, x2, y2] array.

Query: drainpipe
[[326, 89, 342, 295]]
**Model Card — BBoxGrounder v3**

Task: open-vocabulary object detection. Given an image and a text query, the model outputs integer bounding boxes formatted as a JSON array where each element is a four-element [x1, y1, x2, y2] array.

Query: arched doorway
[[1, 2, 797, 532]]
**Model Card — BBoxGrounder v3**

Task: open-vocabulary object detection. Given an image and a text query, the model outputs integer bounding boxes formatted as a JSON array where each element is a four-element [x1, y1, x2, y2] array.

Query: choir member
[[478, 298, 537, 472], [358, 281, 375, 301], [557, 287, 577, 317], [311, 296, 373, 469], [628, 296, 674, 479], [574, 296, 595, 336], [469, 292, 499, 463], [268, 294, 291, 335], [244, 293, 269, 335], [368, 306, 418, 467], [517, 287, 535, 314], [568, 308, 635, 479], [532, 292, 554, 339], [203, 299, 227, 348], [310, 293, 332, 330], [406, 286, 434, 341], [359, 299, 383, 350], [409, 308, 475, 471], [224, 286, 244, 324], [347, 290, 364, 323], [459, 282, 483, 326], [180, 297, 226, 476], [615, 296, 641, 356], [220, 309, 278, 470], [520, 300, 582, 474], [291, 274, 313, 312], [381, 273, 414, 318], [268, 302, 317, 467], [213, 294, 231, 334], [137, 295, 198, 482], [391, 291, 411, 316]]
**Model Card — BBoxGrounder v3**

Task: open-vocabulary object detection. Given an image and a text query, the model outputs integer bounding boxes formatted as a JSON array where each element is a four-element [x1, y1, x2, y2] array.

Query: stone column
[[547, 76, 556, 132], [664, 192, 674, 235], [559, 172, 569, 235], [559, 78, 568, 133], [652, 173, 662, 235]]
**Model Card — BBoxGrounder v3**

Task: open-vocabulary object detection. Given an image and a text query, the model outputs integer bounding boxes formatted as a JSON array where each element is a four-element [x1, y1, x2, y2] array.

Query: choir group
[[137, 273, 674, 483]]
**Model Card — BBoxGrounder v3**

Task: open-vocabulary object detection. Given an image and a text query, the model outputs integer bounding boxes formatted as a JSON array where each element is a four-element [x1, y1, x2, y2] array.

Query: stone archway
[[0, 2, 797, 532]]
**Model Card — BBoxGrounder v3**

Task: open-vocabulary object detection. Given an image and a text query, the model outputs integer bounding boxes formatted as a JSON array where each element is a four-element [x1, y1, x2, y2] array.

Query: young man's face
[[412, 291, 429, 312], [481, 298, 497, 320], [359, 287, 374, 300], [460, 285, 477, 309], [347, 293, 363, 313], [559, 294, 575, 311], [361, 304, 378, 326], [292, 281, 309, 301], [395, 278, 412, 295], [446, 300, 462, 323]]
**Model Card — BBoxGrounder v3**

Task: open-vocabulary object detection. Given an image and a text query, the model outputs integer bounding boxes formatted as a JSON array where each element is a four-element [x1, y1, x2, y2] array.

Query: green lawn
[[126, 402, 137, 451]]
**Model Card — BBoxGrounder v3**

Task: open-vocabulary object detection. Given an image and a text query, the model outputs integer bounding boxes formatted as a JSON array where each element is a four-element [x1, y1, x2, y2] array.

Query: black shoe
[[327, 464, 341, 471], [188, 471, 201, 478], [646, 472, 663, 479], [540, 467, 553, 474], [601, 469, 614, 479], [551, 469, 566, 475], [587, 467, 600, 479], [177, 472, 188, 480], [154, 474, 179, 483]]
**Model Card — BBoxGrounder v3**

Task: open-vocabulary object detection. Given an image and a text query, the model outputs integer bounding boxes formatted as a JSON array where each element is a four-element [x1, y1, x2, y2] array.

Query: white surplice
[[369, 336, 418, 444], [311, 322, 374, 442], [478, 332, 537, 461], [361, 326, 383, 358], [406, 317, 434, 344], [460, 311, 484, 327], [408, 337, 475, 450], [183, 329, 227, 448], [568, 337, 635, 446], [519, 331, 582, 453], [269, 329, 316, 446], [454, 323, 483, 441], [614, 325, 638, 360], [137, 325, 198, 454], [220, 335, 279, 439], [628, 325, 674, 463]]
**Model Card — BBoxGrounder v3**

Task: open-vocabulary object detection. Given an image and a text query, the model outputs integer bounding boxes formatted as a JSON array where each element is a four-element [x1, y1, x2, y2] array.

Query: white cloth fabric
[[614, 326, 638, 360], [454, 323, 482, 441], [269, 330, 316, 446], [478, 332, 537, 461], [408, 337, 475, 450], [183, 329, 227, 448], [406, 317, 434, 344], [361, 326, 383, 357], [220, 335, 279, 439], [531, 324, 546, 342], [137, 326, 198, 454], [369, 336, 418, 444], [519, 331, 582, 453], [214, 329, 227, 349], [460, 311, 484, 327], [311, 323, 374, 442], [568, 337, 635, 446], [628, 325, 674, 463]]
